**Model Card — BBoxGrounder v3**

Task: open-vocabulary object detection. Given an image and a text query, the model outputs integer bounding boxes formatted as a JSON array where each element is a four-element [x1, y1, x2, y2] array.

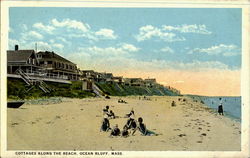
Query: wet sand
[[7, 96, 241, 151]]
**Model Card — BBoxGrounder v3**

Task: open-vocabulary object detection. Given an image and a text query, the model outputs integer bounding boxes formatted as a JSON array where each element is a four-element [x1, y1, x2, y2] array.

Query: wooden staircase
[[92, 83, 104, 97], [15, 69, 51, 93]]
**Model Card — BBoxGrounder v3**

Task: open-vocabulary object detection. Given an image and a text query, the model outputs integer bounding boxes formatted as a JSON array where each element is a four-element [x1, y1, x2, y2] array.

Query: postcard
[[1, 0, 249, 157]]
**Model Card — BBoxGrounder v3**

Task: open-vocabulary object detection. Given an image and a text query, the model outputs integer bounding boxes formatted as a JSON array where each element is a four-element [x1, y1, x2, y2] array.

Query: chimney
[[15, 45, 18, 51]]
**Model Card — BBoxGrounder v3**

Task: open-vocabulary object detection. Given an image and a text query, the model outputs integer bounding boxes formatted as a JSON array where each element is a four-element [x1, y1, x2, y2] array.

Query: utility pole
[[35, 43, 37, 53]]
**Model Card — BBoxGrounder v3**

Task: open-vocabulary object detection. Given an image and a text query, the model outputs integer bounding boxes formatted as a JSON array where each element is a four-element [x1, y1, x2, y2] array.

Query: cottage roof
[[7, 50, 35, 62], [37, 51, 76, 65], [82, 70, 95, 73], [144, 78, 156, 82]]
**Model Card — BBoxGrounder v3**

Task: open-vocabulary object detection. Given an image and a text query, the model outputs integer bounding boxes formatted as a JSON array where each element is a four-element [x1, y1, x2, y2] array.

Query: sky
[[8, 7, 242, 96]]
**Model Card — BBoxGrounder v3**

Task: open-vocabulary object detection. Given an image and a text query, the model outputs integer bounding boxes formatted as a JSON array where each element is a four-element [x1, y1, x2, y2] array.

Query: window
[[37, 54, 42, 59], [32, 59, 35, 65], [28, 58, 31, 64], [48, 61, 52, 64]]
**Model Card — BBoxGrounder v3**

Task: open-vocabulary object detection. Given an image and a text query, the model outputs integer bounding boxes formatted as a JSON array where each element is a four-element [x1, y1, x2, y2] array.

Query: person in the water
[[218, 98, 224, 115]]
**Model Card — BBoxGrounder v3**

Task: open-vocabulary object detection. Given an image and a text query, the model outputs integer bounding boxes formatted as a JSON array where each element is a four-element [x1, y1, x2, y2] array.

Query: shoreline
[[8, 95, 241, 122], [7, 96, 241, 151]]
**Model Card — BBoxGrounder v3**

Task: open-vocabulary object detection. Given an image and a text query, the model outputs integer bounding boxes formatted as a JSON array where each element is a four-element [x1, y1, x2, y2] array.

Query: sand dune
[[7, 96, 240, 151]]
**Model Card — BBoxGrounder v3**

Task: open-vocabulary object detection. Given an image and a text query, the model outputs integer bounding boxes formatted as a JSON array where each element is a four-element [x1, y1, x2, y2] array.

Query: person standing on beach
[[218, 98, 224, 115], [103, 105, 111, 116], [125, 109, 135, 118], [100, 115, 111, 132]]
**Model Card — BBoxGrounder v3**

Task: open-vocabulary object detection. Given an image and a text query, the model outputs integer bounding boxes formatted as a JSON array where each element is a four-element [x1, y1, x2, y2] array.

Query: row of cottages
[[81, 70, 123, 84], [7, 45, 40, 74], [7, 45, 80, 81], [124, 78, 157, 87], [37, 51, 80, 80]]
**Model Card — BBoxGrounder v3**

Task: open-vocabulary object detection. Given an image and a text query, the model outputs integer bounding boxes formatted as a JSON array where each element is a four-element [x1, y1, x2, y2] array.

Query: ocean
[[194, 96, 241, 122]]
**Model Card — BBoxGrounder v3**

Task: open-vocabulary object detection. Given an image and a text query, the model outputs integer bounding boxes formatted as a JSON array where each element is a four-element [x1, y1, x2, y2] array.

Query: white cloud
[[160, 47, 174, 54], [22, 19, 118, 45], [21, 31, 43, 40], [95, 28, 117, 39], [68, 44, 230, 72], [163, 24, 212, 34], [77, 43, 139, 57], [53, 43, 64, 49], [135, 25, 185, 42], [51, 18, 90, 32], [121, 43, 140, 52], [35, 41, 52, 50], [8, 39, 20, 50], [57, 37, 67, 43], [33, 22, 55, 34], [188, 44, 241, 56], [21, 24, 28, 31], [49, 39, 55, 43], [135, 24, 211, 42]]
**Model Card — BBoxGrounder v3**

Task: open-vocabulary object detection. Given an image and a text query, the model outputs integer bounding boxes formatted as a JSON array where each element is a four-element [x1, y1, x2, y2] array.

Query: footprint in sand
[[178, 134, 186, 137], [173, 129, 181, 131], [36, 118, 42, 122], [197, 141, 202, 143], [11, 122, 19, 126], [55, 115, 61, 119], [46, 121, 53, 124], [198, 127, 202, 130], [201, 133, 207, 136]]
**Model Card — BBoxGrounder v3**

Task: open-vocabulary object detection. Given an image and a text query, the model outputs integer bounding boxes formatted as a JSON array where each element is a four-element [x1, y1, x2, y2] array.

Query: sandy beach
[[7, 96, 241, 151]]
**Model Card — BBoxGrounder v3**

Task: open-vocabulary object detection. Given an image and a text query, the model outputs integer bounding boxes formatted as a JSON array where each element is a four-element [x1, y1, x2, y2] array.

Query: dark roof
[[82, 70, 95, 73], [37, 51, 75, 65], [7, 50, 35, 62]]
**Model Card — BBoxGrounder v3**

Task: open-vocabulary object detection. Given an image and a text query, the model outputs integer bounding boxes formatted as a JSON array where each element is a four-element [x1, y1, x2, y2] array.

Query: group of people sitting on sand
[[118, 99, 127, 104], [100, 106, 157, 137]]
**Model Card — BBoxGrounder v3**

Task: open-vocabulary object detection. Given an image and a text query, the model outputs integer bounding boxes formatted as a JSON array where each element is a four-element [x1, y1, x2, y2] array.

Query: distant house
[[99, 72, 113, 83], [81, 70, 101, 82], [144, 78, 156, 88], [112, 76, 123, 84], [37, 51, 80, 80], [124, 78, 144, 86], [7, 45, 41, 74]]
